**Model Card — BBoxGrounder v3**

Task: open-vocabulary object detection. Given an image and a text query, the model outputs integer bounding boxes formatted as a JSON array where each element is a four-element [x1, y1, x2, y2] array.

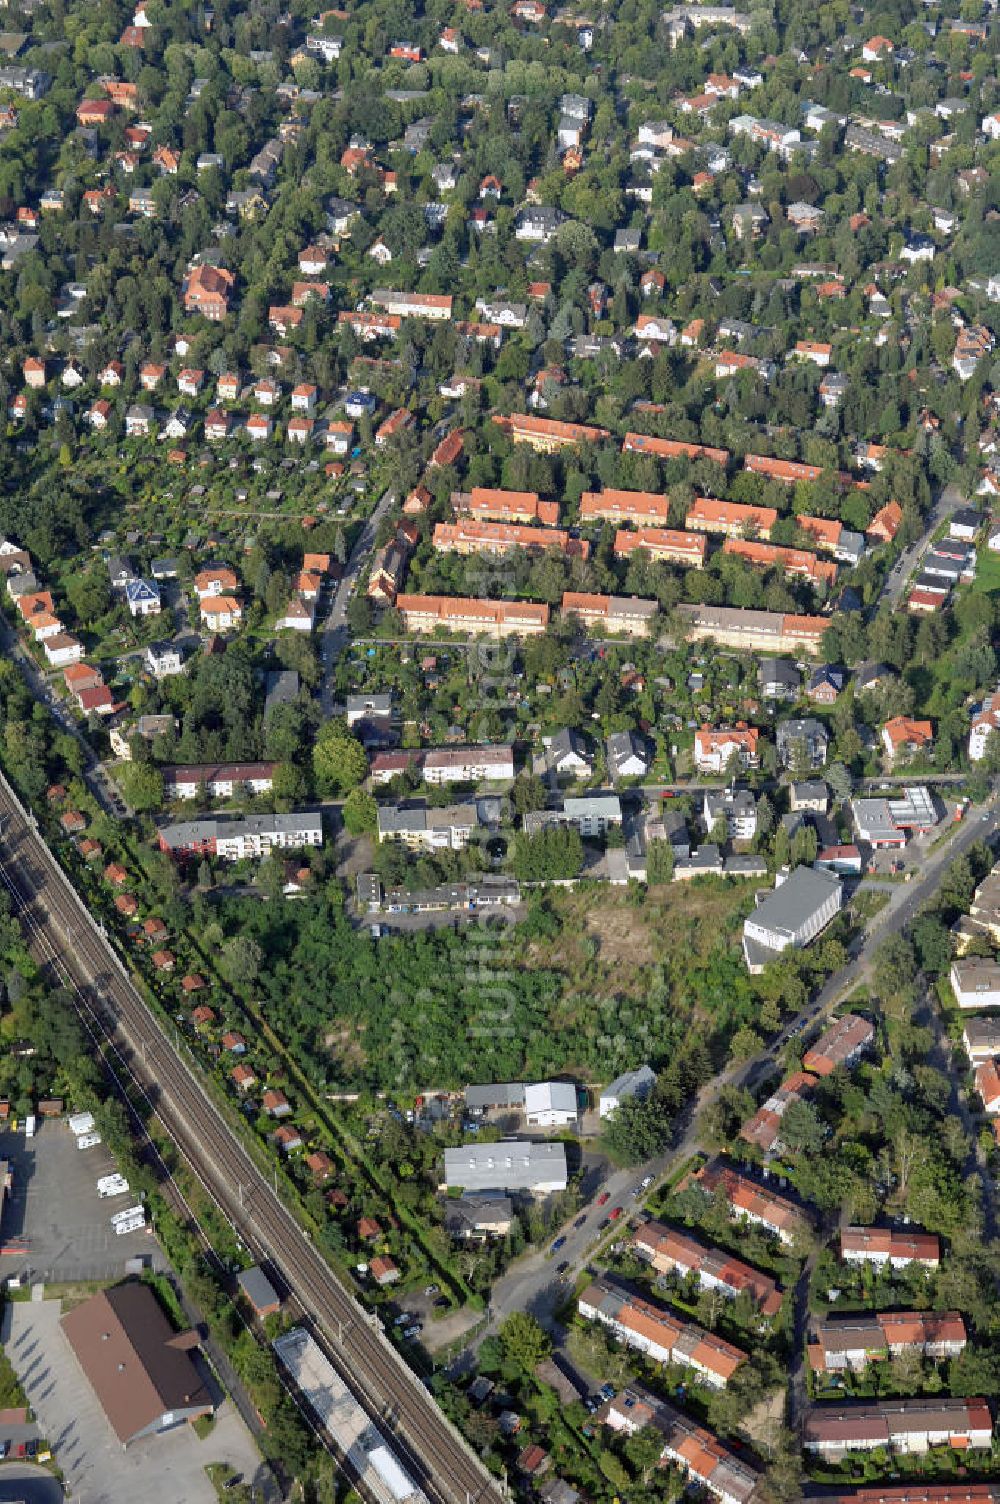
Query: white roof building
[[523, 1082, 578, 1127]]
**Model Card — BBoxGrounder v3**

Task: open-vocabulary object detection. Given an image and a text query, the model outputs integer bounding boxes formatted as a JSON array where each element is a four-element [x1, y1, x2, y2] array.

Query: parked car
[[596, 1191, 610, 1206], [424, 1283, 439, 1296], [551, 1236, 566, 1252], [640, 1175, 654, 1190], [600, 1383, 615, 1401], [556, 1260, 569, 1274], [609, 1206, 623, 1221], [574, 1214, 587, 1228]]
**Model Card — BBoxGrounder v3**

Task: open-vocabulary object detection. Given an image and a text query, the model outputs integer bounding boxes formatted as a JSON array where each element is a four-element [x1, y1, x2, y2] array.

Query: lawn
[[972, 545, 1000, 595]]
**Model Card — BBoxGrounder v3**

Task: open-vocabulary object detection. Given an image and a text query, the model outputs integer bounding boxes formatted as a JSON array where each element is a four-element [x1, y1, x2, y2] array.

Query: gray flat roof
[[443, 1140, 567, 1191], [749, 865, 840, 935], [237, 1265, 280, 1311]]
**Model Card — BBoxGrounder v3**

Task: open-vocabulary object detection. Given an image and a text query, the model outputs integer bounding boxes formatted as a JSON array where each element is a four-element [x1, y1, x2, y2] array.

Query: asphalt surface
[[318, 489, 397, 715], [0, 775, 501, 1504], [470, 793, 1000, 1352]]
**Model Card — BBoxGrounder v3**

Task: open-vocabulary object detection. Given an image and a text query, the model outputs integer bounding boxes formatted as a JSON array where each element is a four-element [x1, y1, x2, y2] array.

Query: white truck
[[68, 1112, 95, 1137], [111, 1206, 146, 1235], [97, 1173, 130, 1199], [77, 1132, 102, 1151]]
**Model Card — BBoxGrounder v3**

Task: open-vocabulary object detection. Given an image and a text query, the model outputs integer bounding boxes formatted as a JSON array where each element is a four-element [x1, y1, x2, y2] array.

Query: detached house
[[693, 724, 760, 774], [882, 716, 933, 762]]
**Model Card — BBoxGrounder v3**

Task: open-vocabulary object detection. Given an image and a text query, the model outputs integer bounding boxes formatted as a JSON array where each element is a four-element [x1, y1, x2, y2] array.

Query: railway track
[[0, 779, 502, 1504]]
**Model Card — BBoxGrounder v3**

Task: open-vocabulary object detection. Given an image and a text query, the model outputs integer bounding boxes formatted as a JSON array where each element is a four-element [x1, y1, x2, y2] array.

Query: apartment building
[[560, 592, 659, 638], [723, 539, 838, 588], [691, 1162, 811, 1245], [803, 1399, 991, 1458], [703, 788, 757, 840], [743, 453, 824, 484], [807, 1311, 966, 1374], [797, 514, 866, 564], [523, 794, 622, 839], [740, 1071, 817, 1153], [495, 413, 611, 451], [969, 688, 1000, 762], [693, 724, 760, 774], [686, 497, 777, 538], [603, 1386, 759, 1504], [950, 958, 1000, 1010], [962, 1017, 1000, 1065], [395, 594, 550, 637], [802, 1014, 874, 1075], [621, 433, 730, 466], [839, 1225, 940, 1269], [677, 604, 830, 655], [580, 489, 671, 525], [633, 1220, 782, 1316], [453, 487, 560, 525], [578, 1279, 746, 1388], [369, 289, 453, 320], [613, 527, 706, 566], [376, 802, 479, 851], [158, 813, 323, 860], [432, 520, 587, 559], [162, 762, 276, 800], [422, 746, 516, 784]]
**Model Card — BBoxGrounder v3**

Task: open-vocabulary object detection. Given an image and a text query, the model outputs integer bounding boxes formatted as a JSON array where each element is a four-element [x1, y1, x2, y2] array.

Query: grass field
[[972, 546, 1000, 595]]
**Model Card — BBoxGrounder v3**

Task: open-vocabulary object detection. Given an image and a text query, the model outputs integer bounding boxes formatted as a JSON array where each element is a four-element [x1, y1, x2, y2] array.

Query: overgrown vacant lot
[[236, 878, 754, 1094], [529, 881, 753, 993]]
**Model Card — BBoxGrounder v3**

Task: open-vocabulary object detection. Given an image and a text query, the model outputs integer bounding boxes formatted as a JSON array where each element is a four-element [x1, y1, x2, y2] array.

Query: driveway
[[3, 1301, 265, 1504]]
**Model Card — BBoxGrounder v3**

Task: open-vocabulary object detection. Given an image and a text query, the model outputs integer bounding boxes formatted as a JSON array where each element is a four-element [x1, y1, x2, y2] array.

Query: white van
[[97, 1174, 129, 1199], [77, 1133, 102, 1151], [111, 1207, 145, 1235], [24, 1115, 35, 1139]]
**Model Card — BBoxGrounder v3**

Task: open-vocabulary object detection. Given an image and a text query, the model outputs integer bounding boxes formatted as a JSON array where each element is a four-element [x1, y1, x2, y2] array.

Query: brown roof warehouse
[[62, 1283, 212, 1446]]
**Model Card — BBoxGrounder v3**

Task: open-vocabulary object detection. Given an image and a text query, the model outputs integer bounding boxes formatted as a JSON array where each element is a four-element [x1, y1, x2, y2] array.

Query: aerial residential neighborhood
[[0, 0, 996, 1499]]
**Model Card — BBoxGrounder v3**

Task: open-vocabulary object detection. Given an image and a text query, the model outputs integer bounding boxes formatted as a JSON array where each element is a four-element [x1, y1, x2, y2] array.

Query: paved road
[[466, 794, 999, 1355], [880, 481, 966, 607], [0, 776, 501, 1504], [318, 489, 397, 716]]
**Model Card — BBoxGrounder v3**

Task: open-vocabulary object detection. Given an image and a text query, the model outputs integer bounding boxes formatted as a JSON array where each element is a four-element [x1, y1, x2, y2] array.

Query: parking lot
[[3, 1300, 264, 1504], [0, 1122, 166, 1284]]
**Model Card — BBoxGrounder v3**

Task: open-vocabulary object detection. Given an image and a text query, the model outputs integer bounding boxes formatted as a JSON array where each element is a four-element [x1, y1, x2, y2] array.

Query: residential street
[[317, 487, 397, 715], [879, 480, 967, 607]]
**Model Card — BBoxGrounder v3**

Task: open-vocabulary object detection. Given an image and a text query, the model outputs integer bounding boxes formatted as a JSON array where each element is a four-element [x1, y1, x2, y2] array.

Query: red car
[[609, 1206, 623, 1222], [596, 1191, 610, 1207]]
